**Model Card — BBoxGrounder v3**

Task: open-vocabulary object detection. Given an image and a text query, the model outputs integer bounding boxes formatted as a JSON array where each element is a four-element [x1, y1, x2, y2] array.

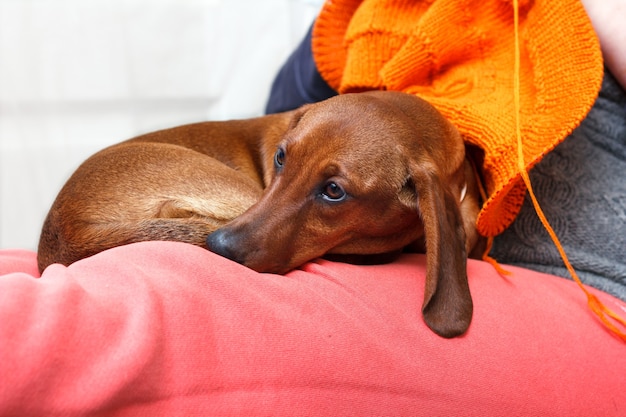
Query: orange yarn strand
[[481, 237, 512, 276], [512, 0, 626, 341]]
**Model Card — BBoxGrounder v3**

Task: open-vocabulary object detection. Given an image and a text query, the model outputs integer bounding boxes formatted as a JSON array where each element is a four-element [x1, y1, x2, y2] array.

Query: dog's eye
[[274, 148, 285, 169], [322, 181, 346, 202]]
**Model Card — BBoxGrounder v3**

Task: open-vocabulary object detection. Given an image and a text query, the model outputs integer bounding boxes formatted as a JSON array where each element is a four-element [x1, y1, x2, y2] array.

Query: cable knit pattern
[[492, 70, 626, 301]]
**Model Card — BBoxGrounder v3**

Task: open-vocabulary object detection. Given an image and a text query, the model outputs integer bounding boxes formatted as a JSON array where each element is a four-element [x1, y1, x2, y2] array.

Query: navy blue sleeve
[[265, 24, 338, 114]]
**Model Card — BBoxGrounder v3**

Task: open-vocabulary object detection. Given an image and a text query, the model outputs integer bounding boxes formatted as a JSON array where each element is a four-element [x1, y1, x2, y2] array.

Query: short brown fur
[[38, 91, 484, 338]]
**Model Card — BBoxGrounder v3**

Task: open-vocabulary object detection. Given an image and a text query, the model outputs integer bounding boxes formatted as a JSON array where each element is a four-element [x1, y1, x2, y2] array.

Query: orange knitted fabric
[[312, 0, 604, 237]]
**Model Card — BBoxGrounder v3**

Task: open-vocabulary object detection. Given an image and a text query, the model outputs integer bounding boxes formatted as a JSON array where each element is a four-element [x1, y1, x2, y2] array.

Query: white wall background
[[0, 0, 323, 250]]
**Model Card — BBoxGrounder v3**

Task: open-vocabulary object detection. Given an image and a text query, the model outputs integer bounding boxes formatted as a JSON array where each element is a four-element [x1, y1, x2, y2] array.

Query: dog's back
[[37, 141, 263, 271]]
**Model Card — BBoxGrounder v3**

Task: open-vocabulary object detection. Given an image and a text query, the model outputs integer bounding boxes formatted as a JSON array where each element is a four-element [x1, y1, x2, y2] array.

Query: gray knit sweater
[[491, 69, 626, 302]]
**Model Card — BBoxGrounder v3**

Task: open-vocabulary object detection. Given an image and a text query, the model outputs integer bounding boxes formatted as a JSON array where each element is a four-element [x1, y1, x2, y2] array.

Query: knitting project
[[311, 0, 604, 237]]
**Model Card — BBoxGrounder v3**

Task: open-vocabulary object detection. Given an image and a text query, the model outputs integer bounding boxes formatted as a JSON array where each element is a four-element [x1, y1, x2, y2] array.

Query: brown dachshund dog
[[38, 91, 483, 338]]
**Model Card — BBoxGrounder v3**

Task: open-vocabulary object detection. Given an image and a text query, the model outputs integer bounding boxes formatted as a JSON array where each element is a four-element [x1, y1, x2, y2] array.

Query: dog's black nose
[[206, 229, 243, 264]]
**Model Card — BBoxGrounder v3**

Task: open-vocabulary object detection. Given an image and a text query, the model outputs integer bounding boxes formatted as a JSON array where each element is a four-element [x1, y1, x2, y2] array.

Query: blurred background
[[0, 0, 323, 250]]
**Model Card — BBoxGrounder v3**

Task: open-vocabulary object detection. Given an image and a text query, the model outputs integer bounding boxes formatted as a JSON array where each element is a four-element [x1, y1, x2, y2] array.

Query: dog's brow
[[322, 163, 341, 177]]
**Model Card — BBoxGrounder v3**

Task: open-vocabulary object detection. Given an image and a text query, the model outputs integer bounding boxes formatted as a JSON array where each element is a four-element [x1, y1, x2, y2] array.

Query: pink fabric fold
[[1, 241, 624, 416]]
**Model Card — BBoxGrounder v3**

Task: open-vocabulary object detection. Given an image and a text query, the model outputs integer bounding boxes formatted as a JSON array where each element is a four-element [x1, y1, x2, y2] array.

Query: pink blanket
[[1, 241, 625, 416]]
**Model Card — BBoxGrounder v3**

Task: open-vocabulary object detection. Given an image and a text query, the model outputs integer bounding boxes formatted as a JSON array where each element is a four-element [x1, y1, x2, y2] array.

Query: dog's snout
[[206, 229, 243, 264]]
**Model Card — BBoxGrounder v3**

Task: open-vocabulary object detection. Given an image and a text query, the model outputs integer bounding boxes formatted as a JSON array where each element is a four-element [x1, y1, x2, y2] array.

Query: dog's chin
[[233, 252, 301, 275], [247, 263, 292, 275], [244, 251, 402, 274], [322, 251, 402, 266]]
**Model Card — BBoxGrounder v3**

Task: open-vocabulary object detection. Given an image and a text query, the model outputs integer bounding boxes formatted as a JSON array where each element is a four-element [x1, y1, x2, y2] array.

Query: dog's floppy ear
[[408, 161, 473, 338]]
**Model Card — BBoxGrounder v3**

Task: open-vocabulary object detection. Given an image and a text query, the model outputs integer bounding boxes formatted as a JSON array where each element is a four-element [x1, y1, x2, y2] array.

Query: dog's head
[[207, 91, 475, 337]]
